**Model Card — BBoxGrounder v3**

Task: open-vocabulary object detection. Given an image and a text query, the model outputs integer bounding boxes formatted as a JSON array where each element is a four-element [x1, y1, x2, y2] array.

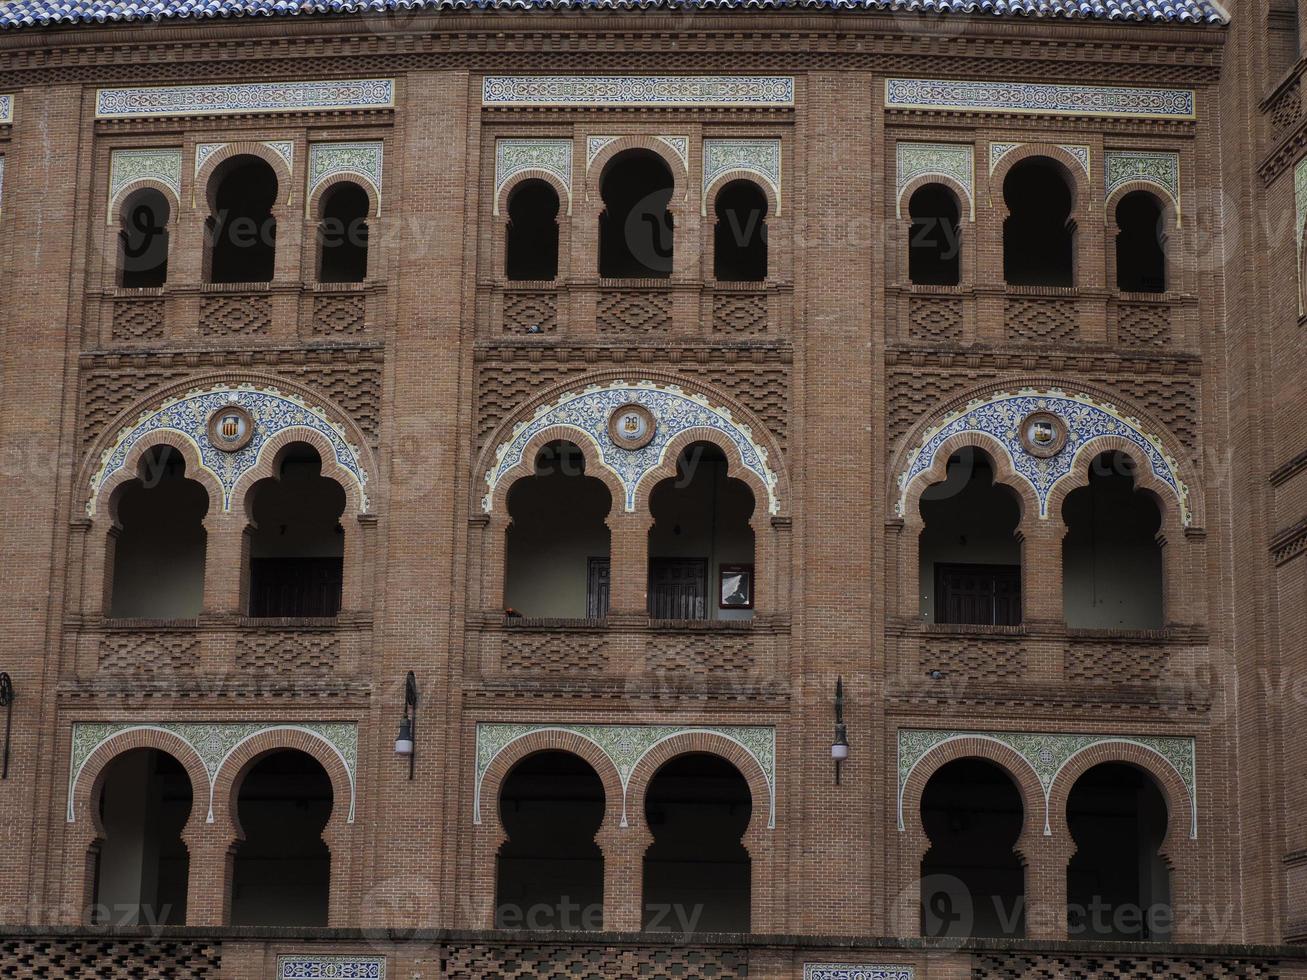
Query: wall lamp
[[831, 675, 849, 785], [0, 672, 13, 780], [394, 671, 418, 780]]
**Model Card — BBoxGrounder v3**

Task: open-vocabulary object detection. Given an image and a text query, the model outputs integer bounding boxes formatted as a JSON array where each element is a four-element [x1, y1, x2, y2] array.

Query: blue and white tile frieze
[[887, 78, 1195, 120], [107, 148, 182, 220], [483, 75, 794, 108], [95, 79, 395, 119], [475, 722, 776, 829], [68, 721, 358, 824], [88, 384, 370, 516], [0, 94, 13, 125], [703, 139, 782, 213], [278, 955, 385, 979], [895, 389, 1189, 525], [493, 138, 571, 215], [309, 142, 384, 212], [897, 729, 1197, 838], [895, 142, 973, 219], [804, 966, 914, 980], [484, 381, 780, 516]]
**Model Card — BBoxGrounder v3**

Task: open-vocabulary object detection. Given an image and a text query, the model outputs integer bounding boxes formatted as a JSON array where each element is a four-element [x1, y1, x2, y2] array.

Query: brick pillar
[[202, 510, 246, 617], [1022, 833, 1070, 940], [183, 825, 234, 926], [598, 823, 651, 931], [607, 513, 649, 617]]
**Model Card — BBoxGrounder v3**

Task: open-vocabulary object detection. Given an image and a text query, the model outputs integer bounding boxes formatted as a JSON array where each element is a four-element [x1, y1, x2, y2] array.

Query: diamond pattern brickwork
[[440, 943, 747, 980], [0, 939, 222, 979]]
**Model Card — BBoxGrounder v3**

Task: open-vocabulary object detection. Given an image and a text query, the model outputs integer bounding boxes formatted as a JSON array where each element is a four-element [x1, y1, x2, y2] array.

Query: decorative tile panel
[[95, 79, 395, 119], [493, 138, 571, 215], [805, 967, 915, 980], [264, 139, 294, 172], [483, 76, 794, 108], [656, 135, 690, 170], [309, 141, 384, 212], [896, 142, 973, 219], [107, 148, 182, 220], [896, 728, 1197, 838], [703, 139, 782, 214], [194, 142, 223, 175], [1297, 156, 1307, 315], [886, 78, 1195, 120], [895, 388, 1189, 525], [988, 141, 1090, 180], [278, 954, 385, 979], [88, 384, 370, 515], [474, 722, 777, 828], [586, 135, 620, 168], [0, 94, 12, 124], [1106, 149, 1181, 213], [484, 380, 780, 515], [68, 721, 359, 823]]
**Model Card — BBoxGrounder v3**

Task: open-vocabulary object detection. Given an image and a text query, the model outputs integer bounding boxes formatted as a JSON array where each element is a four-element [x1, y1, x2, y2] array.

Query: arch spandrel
[[895, 388, 1193, 527], [482, 380, 783, 517]]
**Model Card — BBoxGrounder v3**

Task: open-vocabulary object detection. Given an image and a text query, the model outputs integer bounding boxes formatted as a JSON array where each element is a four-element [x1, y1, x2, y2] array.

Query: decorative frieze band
[[703, 139, 782, 214], [989, 142, 1090, 181], [106, 148, 182, 221], [1297, 157, 1307, 315], [474, 722, 777, 829], [68, 721, 359, 824], [0, 94, 13, 125], [484, 381, 780, 515], [897, 729, 1197, 838], [804, 967, 914, 980], [895, 388, 1190, 525], [895, 142, 973, 220], [88, 384, 371, 516], [1106, 149, 1181, 213], [483, 75, 794, 108], [278, 955, 385, 979], [95, 79, 395, 119], [493, 138, 571, 215], [886, 78, 1195, 121], [309, 141, 384, 213]]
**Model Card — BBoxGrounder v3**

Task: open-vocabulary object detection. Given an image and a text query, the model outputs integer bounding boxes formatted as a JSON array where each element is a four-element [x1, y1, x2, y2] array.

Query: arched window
[[117, 188, 170, 288], [206, 156, 278, 284], [505, 441, 612, 619], [230, 749, 332, 926], [1115, 191, 1166, 293], [908, 183, 961, 286], [920, 759, 1025, 939], [245, 444, 346, 619], [648, 443, 755, 621], [642, 753, 751, 933], [317, 182, 370, 284], [1003, 157, 1074, 287], [505, 180, 560, 282], [713, 179, 768, 282], [1066, 763, 1172, 940], [918, 448, 1022, 626], [1062, 451, 1164, 629], [92, 749, 191, 926], [109, 446, 207, 620], [496, 751, 605, 931], [599, 150, 674, 279]]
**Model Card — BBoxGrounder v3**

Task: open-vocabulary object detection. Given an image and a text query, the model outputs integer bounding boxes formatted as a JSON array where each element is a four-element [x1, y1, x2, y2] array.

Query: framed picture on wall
[[719, 564, 754, 609]]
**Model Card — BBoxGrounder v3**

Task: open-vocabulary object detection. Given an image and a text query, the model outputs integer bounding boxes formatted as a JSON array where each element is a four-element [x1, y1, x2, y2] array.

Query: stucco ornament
[[1106, 149, 1181, 219], [703, 139, 782, 214], [493, 138, 571, 215], [107, 147, 183, 220], [896, 141, 973, 219], [309, 141, 384, 213]]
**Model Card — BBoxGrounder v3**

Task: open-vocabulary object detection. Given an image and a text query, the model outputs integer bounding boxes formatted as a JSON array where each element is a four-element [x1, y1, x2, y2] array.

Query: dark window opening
[[109, 446, 208, 619], [919, 448, 1022, 626], [505, 441, 612, 619], [506, 180, 560, 281], [206, 156, 278, 284], [643, 754, 751, 933], [230, 750, 332, 927], [246, 444, 345, 618], [1115, 191, 1166, 293], [1003, 158, 1074, 287], [1062, 451, 1164, 629], [599, 150, 674, 278], [648, 443, 755, 622], [1067, 763, 1172, 941], [317, 182, 370, 284], [713, 179, 768, 282], [496, 751, 605, 931], [118, 188, 170, 288], [908, 183, 961, 286], [92, 749, 191, 926], [920, 758, 1025, 939]]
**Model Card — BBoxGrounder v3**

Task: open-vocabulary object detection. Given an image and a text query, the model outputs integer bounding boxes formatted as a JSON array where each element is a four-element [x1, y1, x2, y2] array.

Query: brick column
[[607, 513, 649, 617], [201, 510, 246, 617], [598, 823, 651, 931], [182, 825, 234, 926]]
